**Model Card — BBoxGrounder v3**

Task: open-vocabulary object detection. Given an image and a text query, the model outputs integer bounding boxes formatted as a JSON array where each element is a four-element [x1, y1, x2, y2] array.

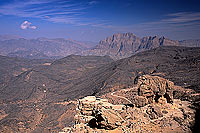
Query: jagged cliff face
[[81, 33, 180, 59], [97, 33, 141, 57], [140, 36, 179, 50]]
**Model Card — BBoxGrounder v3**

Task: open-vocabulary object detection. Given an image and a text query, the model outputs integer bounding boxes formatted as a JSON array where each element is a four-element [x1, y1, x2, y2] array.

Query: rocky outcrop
[[146, 105, 164, 119], [59, 96, 127, 132], [60, 96, 196, 133], [75, 96, 125, 130], [137, 75, 174, 105], [60, 75, 197, 132], [132, 96, 148, 107]]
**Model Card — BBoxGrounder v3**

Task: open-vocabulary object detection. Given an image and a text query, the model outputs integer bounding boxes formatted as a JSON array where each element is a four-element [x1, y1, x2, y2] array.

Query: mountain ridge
[[80, 33, 199, 59], [0, 37, 94, 59], [1, 33, 200, 60], [82, 32, 179, 59]]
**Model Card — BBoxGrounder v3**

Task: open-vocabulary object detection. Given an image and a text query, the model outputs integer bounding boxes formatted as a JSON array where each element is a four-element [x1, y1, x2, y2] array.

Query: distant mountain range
[[0, 35, 21, 41], [179, 39, 200, 47], [80, 33, 200, 59], [0, 36, 96, 59], [0, 33, 200, 60]]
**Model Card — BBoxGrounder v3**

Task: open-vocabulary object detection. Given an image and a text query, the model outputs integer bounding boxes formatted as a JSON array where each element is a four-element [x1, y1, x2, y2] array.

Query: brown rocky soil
[[1, 46, 200, 132]]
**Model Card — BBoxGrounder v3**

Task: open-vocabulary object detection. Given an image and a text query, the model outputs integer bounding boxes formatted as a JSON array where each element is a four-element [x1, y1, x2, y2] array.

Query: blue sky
[[0, 0, 200, 41]]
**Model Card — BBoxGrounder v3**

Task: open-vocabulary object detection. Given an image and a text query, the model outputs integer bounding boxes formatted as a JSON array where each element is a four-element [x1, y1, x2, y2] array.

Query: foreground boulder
[[137, 75, 174, 105], [75, 96, 125, 130], [60, 96, 196, 133]]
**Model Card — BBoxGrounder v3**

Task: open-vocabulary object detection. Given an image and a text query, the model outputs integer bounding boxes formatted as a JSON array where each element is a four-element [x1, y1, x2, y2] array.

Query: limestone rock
[[98, 108, 123, 129], [60, 75, 197, 132], [61, 96, 196, 133], [75, 96, 124, 130], [137, 75, 174, 104], [132, 96, 148, 107]]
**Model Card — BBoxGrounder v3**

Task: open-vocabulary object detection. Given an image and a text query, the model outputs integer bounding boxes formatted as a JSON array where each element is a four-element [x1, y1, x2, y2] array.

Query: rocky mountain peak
[[112, 32, 137, 39], [82, 33, 180, 59], [99, 32, 139, 44]]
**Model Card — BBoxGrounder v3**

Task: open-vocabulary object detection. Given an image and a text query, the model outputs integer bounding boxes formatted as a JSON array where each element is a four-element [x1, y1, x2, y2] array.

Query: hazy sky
[[0, 0, 200, 41]]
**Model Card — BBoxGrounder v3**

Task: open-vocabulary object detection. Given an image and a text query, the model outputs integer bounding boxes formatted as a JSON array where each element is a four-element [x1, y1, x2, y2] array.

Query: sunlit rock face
[[60, 76, 197, 133], [75, 96, 125, 130], [137, 75, 174, 105]]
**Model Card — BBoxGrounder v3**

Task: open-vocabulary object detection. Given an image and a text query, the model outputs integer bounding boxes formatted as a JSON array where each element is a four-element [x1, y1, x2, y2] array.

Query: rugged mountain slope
[[0, 38, 92, 59], [0, 55, 52, 85], [179, 39, 200, 47], [0, 55, 113, 132], [7, 50, 52, 59], [80, 33, 181, 59], [80, 46, 200, 95], [80, 33, 200, 60], [0, 46, 200, 132], [0, 55, 113, 102]]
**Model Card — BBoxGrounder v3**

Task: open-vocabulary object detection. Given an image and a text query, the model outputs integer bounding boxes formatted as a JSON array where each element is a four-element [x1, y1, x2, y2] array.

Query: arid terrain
[[0, 44, 199, 132], [0, 0, 200, 132]]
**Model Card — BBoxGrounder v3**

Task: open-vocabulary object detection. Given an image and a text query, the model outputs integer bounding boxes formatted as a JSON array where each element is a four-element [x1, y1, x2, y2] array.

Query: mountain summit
[[80, 33, 180, 59]]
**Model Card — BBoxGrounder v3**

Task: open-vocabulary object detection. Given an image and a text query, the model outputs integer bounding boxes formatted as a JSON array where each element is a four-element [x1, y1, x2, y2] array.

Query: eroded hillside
[[0, 46, 200, 132]]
